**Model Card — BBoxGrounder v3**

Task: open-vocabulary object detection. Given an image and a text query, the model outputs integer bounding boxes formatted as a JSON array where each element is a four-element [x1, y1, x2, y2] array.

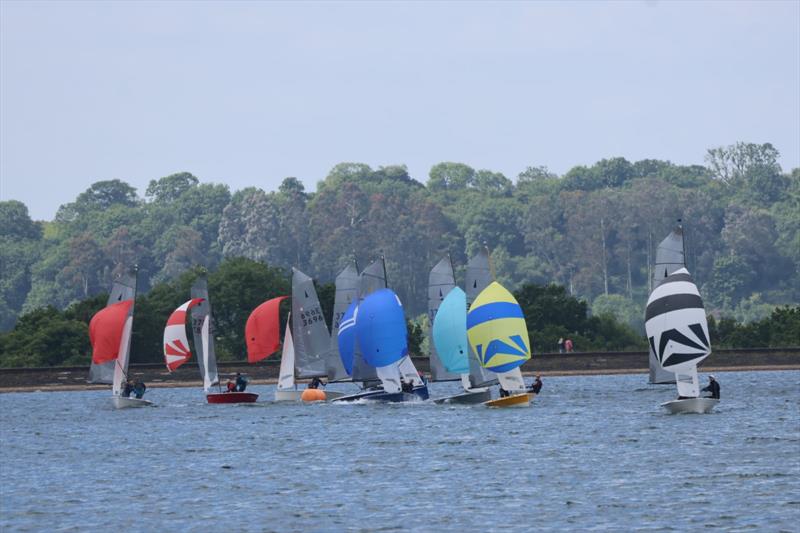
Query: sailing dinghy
[[164, 277, 258, 404], [332, 257, 429, 403], [245, 269, 346, 401], [467, 281, 533, 408], [430, 255, 491, 404], [89, 267, 152, 408], [645, 267, 717, 414]]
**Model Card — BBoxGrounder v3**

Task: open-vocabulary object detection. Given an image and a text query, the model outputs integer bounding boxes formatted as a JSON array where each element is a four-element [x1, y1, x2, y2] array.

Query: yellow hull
[[483, 392, 531, 408]]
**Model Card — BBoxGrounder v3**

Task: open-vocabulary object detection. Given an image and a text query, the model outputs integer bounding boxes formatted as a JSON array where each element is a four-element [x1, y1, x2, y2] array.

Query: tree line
[[1, 141, 797, 346], [2, 256, 795, 368]]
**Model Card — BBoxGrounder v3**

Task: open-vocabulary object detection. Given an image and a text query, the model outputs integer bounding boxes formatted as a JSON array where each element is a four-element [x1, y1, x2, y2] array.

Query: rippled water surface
[[2, 370, 799, 532]]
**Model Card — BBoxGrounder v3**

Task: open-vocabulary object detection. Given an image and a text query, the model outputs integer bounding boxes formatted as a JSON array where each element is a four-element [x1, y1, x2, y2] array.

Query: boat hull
[[274, 389, 348, 402], [434, 388, 492, 405], [206, 392, 259, 404], [661, 397, 719, 414], [484, 392, 531, 408], [111, 396, 153, 409], [332, 384, 429, 403]]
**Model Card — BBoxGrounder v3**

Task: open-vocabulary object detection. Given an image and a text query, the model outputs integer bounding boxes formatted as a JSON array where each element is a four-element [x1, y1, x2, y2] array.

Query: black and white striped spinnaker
[[644, 267, 711, 398]]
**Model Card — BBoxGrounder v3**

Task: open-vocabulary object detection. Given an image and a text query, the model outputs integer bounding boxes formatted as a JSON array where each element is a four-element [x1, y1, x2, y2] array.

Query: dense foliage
[[1, 142, 798, 366]]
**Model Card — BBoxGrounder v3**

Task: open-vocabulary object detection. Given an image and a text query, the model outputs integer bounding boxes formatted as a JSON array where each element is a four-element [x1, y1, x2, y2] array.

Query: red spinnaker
[[89, 300, 134, 364], [245, 296, 288, 363]]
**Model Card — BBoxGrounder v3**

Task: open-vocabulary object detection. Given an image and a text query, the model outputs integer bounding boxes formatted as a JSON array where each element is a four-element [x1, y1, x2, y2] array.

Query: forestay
[[427, 256, 460, 381]]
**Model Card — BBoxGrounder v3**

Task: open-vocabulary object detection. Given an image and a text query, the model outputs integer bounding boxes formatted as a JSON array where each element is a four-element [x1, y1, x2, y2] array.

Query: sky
[[1, 0, 798, 221]]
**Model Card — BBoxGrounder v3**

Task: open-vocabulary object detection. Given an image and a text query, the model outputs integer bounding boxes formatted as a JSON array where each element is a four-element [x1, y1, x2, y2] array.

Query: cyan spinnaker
[[432, 287, 470, 374]]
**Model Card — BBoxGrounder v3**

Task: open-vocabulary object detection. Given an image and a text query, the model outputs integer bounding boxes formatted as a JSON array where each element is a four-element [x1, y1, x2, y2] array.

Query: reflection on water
[[1, 371, 798, 531]]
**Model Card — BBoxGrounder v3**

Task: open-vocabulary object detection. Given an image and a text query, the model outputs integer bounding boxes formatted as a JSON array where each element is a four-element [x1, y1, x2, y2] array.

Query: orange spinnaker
[[245, 296, 288, 363], [89, 300, 134, 364]]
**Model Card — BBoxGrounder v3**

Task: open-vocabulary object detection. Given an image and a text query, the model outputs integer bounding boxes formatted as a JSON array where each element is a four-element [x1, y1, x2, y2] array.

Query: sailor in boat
[[401, 378, 414, 394], [226, 378, 236, 392], [528, 374, 543, 395], [122, 379, 134, 398], [498, 386, 509, 398], [132, 379, 147, 399], [235, 373, 249, 392], [308, 377, 323, 389], [701, 375, 721, 399]]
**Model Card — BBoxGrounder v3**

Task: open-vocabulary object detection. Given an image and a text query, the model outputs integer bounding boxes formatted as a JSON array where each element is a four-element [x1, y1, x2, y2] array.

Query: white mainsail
[[190, 277, 219, 390], [277, 315, 295, 392], [112, 315, 134, 396]]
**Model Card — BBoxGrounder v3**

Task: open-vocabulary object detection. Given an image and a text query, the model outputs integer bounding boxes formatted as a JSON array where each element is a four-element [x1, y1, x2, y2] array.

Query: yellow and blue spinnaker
[[466, 281, 531, 373]]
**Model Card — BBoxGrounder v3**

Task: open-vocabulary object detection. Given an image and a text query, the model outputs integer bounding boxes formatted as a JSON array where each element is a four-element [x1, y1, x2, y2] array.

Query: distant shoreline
[[1, 365, 797, 394]]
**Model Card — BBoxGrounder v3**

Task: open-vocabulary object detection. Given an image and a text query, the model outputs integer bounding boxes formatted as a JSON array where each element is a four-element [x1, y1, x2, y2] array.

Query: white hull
[[111, 396, 153, 409], [274, 389, 347, 402], [661, 397, 719, 414]]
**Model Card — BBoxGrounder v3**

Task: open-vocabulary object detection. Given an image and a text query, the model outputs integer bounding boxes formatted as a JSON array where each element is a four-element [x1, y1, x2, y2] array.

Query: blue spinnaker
[[432, 287, 470, 374], [337, 300, 358, 376], [355, 288, 408, 368]]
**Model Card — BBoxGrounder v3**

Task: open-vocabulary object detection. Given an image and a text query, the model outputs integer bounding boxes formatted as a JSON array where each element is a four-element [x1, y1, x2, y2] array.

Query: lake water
[[1, 370, 798, 532]]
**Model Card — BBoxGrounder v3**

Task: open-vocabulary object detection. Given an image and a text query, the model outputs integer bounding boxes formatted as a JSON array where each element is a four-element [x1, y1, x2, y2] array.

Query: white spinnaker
[[112, 316, 133, 395], [497, 366, 526, 393], [201, 315, 212, 392], [277, 315, 295, 391], [376, 363, 402, 394], [645, 268, 711, 397], [398, 355, 424, 387]]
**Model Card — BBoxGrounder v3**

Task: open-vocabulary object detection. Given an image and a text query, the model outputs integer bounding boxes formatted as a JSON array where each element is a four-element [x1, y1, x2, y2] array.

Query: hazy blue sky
[[1, 1, 798, 220]]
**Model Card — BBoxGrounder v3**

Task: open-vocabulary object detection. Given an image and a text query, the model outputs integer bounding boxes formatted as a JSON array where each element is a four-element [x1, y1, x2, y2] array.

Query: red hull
[[206, 392, 259, 404]]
